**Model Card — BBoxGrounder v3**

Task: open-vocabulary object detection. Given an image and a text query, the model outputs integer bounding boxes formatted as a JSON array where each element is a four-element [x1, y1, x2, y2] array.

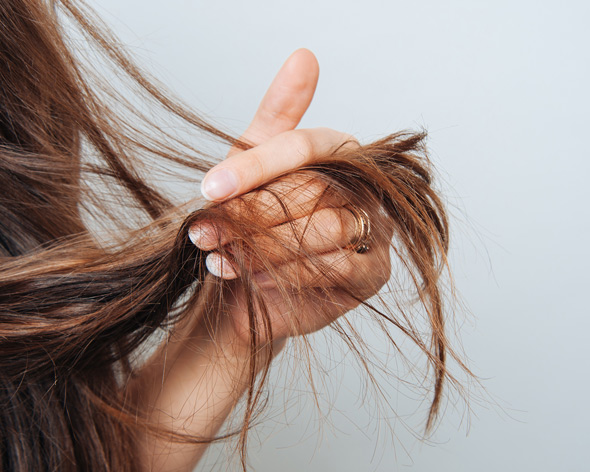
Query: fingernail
[[188, 223, 216, 249], [206, 253, 237, 279], [201, 168, 239, 201]]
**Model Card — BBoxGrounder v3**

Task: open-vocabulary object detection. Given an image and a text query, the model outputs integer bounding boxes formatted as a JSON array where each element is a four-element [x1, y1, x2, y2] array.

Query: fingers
[[244, 207, 359, 258], [253, 245, 392, 300], [200, 206, 361, 272], [201, 48, 321, 201], [200, 128, 359, 201], [226, 238, 392, 342], [226, 49, 319, 157], [200, 204, 392, 297], [189, 175, 335, 250]]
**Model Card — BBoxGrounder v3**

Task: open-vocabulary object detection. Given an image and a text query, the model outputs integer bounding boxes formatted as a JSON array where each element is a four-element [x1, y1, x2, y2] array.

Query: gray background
[[93, 0, 590, 470]]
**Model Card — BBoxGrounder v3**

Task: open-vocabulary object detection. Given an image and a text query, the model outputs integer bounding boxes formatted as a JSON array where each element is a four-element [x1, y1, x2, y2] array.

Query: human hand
[[188, 49, 393, 345]]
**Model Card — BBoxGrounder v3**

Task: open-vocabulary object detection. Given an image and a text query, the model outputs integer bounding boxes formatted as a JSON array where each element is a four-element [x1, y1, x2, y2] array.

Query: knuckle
[[288, 129, 314, 163], [311, 126, 333, 135], [309, 209, 345, 247], [351, 249, 393, 298], [290, 176, 329, 205], [258, 106, 292, 127], [375, 257, 392, 290], [371, 251, 393, 292], [340, 132, 360, 150], [307, 178, 328, 195], [341, 131, 356, 143]]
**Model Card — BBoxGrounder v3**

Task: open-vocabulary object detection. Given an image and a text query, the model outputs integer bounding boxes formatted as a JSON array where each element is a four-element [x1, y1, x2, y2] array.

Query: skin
[[132, 49, 393, 471]]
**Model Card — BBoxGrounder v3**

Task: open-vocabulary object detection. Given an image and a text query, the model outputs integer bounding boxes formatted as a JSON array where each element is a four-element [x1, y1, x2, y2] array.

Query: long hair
[[0, 0, 468, 470]]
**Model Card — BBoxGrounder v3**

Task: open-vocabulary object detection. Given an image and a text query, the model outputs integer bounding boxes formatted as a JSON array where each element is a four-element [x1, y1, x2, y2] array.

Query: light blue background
[[93, 1, 590, 470]]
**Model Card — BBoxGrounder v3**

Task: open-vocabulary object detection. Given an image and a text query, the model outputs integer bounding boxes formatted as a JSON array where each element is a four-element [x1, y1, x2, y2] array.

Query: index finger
[[200, 127, 358, 201], [226, 48, 319, 158]]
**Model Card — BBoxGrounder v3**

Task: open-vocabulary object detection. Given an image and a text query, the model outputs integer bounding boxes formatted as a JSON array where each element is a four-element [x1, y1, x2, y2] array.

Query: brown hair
[[0, 0, 467, 470]]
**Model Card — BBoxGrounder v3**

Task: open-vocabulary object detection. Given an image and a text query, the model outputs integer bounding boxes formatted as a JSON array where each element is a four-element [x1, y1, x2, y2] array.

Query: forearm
[[130, 291, 278, 472]]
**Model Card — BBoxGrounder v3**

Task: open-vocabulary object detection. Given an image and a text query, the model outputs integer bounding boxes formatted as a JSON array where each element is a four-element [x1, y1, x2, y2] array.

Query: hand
[[189, 49, 393, 346], [137, 50, 394, 472]]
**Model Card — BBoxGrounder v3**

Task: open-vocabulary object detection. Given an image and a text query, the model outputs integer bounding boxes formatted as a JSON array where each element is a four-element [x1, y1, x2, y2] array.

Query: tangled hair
[[0, 0, 469, 470]]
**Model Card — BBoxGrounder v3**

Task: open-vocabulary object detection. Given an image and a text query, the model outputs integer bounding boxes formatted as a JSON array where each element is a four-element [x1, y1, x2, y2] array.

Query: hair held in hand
[[0, 0, 469, 470]]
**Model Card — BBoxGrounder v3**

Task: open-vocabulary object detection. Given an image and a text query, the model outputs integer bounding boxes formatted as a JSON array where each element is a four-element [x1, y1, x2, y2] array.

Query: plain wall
[[93, 0, 590, 470]]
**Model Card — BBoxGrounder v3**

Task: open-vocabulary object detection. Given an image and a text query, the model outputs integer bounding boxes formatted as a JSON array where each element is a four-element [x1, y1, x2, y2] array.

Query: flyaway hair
[[0, 0, 469, 470]]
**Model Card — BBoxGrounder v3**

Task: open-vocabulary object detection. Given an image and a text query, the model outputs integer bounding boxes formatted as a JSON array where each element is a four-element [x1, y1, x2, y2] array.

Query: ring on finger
[[343, 204, 371, 254]]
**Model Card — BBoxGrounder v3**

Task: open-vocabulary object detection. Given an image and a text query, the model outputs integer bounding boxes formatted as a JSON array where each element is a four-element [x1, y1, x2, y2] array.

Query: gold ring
[[343, 204, 371, 254]]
